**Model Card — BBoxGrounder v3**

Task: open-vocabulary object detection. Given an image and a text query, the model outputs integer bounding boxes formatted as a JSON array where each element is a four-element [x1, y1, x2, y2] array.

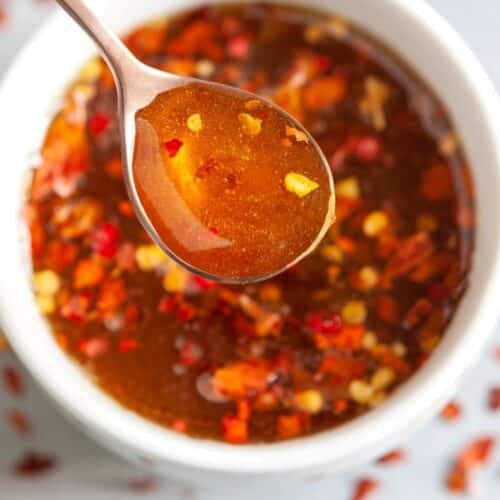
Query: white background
[[1, 1, 500, 498]]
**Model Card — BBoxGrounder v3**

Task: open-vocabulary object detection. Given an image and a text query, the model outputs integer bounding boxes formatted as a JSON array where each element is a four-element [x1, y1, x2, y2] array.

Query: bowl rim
[[1, 0, 500, 475]]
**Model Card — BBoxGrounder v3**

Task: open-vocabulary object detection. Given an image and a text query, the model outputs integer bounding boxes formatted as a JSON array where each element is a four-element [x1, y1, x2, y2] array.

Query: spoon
[[56, 0, 335, 284]]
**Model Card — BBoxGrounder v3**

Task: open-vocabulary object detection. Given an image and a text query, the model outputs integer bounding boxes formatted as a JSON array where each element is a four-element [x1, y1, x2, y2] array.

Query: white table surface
[[1, 1, 500, 499]]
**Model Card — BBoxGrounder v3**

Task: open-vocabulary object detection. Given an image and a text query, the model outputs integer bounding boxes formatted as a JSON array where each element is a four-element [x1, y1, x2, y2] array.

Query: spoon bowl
[[56, 0, 335, 284]]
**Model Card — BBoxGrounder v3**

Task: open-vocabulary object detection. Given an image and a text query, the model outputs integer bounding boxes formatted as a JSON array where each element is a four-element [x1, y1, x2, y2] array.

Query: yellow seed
[[285, 125, 309, 143], [294, 389, 324, 414], [238, 113, 262, 136], [195, 59, 215, 78], [341, 300, 367, 325], [328, 16, 349, 39], [187, 113, 203, 133], [336, 176, 360, 200], [362, 331, 378, 350], [135, 244, 168, 271], [349, 380, 374, 404], [371, 367, 396, 390], [363, 211, 389, 237], [33, 270, 61, 296], [358, 266, 379, 290], [320, 245, 344, 263], [245, 99, 263, 111], [392, 341, 407, 357], [78, 58, 103, 82], [35, 294, 56, 315], [285, 173, 319, 198], [417, 214, 438, 232], [163, 263, 189, 293]]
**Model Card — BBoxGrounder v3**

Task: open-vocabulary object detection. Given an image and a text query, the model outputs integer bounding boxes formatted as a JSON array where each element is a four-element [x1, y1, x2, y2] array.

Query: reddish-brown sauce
[[133, 83, 333, 280], [26, 4, 474, 444]]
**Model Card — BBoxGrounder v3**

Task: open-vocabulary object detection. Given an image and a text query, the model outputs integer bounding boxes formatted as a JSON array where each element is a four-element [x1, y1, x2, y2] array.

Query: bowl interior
[[1, 0, 500, 476]]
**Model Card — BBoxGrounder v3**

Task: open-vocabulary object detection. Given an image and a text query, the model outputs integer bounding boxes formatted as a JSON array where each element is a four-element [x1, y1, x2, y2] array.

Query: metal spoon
[[56, 0, 335, 284]]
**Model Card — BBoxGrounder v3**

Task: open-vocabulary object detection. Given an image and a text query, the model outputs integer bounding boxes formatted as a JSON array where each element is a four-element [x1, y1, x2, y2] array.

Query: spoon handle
[[55, 0, 139, 84]]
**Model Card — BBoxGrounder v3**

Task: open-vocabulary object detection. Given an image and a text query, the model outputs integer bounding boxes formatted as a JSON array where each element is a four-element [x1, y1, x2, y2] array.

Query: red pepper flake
[[89, 112, 110, 135], [209, 226, 219, 235], [440, 401, 462, 422], [6, 410, 31, 436], [179, 340, 202, 367], [352, 478, 380, 500], [61, 293, 90, 323], [488, 387, 500, 411], [129, 476, 158, 493], [375, 295, 401, 325], [176, 303, 196, 322], [276, 413, 310, 440], [164, 138, 183, 158], [3, 366, 23, 397], [237, 399, 251, 421], [119, 338, 139, 353], [0, 7, 6, 29], [222, 415, 248, 444], [158, 296, 178, 314], [332, 399, 349, 414], [316, 55, 331, 71], [446, 437, 495, 493], [13, 452, 57, 477], [307, 312, 342, 335], [193, 275, 217, 290], [355, 136, 381, 162], [91, 222, 120, 258], [377, 449, 405, 464], [78, 338, 109, 358], [227, 35, 250, 59], [172, 418, 187, 434]]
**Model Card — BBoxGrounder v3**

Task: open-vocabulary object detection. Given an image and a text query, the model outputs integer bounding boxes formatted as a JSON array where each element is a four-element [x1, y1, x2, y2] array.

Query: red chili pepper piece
[[440, 401, 462, 422], [91, 222, 120, 258], [119, 338, 139, 353], [3, 366, 23, 397], [307, 312, 343, 335], [164, 138, 183, 157], [172, 419, 187, 433], [489, 387, 500, 410], [129, 476, 158, 492], [355, 136, 381, 162], [352, 478, 380, 500], [316, 55, 331, 72], [6, 410, 31, 436], [78, 338, 109, 358], [221, 415, 248, 444], [377, 449, 405, 464], [227, 35, 250, 59], [446, 437, 495, 493], [14, 452, 57, 477], [89, 112, 110, 135]]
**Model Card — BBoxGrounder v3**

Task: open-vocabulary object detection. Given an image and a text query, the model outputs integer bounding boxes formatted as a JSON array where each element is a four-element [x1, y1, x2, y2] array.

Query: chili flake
[[164, 138, 184, 157]]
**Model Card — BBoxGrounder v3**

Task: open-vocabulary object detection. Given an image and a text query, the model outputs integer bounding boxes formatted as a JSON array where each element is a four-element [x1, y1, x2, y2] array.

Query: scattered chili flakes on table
[[446, 437, 495, 494], [24, 3, 474, 443], [13, 452, 57, 477]]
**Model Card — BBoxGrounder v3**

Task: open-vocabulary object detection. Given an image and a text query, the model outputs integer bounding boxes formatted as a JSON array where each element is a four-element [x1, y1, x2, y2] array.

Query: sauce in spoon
[[134, 83, 334, 281]]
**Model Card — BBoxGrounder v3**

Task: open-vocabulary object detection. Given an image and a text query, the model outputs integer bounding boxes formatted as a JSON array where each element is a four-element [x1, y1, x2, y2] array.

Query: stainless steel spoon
[[55, 0, 335, 284]]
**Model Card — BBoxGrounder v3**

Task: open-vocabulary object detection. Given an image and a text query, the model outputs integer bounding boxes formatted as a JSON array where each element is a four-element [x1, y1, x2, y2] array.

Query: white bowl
[[1, 0, 500, 487]]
